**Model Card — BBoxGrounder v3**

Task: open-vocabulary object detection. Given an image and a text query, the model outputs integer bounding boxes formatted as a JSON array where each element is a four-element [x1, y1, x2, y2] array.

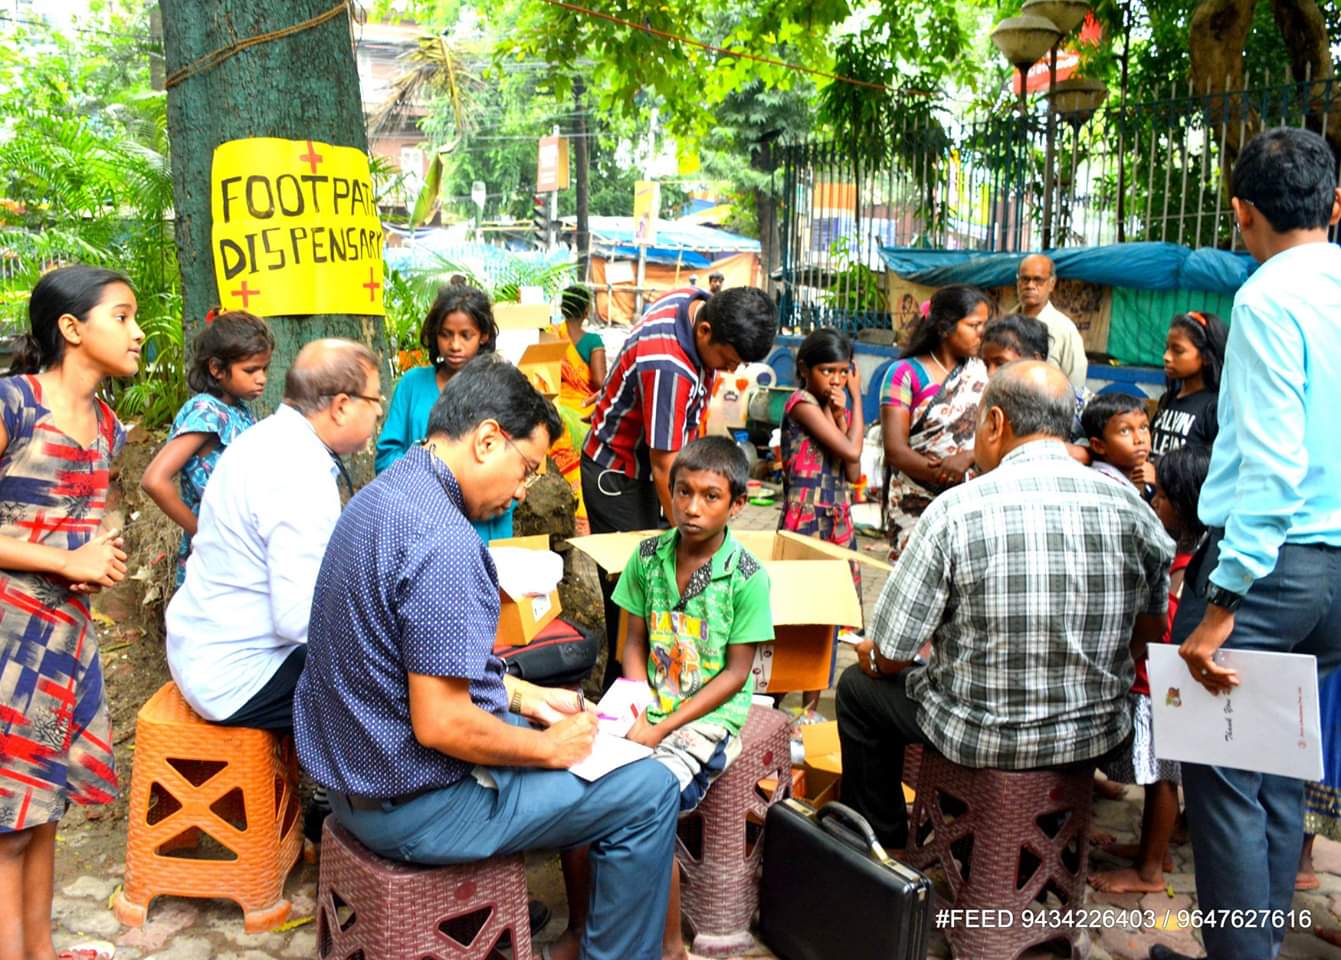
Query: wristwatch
[[1204, 583, 1244, 613]]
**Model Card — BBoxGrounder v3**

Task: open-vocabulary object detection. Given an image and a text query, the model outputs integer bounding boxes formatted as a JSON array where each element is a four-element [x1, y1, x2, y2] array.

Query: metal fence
[[779, 73, 1341, 329]]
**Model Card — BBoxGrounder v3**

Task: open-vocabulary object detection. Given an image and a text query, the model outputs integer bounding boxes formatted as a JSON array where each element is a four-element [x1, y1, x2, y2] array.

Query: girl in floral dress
[[0, 265, 140, 960], [779, 328, 863, 715]]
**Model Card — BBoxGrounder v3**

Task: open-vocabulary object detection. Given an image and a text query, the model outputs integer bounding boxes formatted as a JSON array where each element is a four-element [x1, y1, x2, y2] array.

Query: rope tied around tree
[[164, 1, 352, 90]]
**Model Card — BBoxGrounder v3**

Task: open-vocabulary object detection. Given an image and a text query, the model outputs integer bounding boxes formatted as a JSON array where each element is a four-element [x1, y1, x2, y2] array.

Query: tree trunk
[[1189, 0, 1259, 173], [751, 138, 778, 294], [160, 0, 386, 481], [573, 80, 591, 281], [1269, 0, 1341, 158]]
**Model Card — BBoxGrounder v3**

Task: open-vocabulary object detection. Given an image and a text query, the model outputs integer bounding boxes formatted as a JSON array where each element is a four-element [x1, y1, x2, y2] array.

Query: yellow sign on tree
[[210, 137, 385, 317]]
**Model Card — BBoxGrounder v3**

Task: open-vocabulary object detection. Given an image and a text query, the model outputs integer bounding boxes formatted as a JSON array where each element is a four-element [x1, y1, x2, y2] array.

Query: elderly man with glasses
[[1014, 253, 1089, 389]]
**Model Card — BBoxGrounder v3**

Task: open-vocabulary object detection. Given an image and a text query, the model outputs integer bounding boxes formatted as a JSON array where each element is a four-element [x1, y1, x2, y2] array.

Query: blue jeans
[[1171, 532, 1341, 959], [330, 754, 679, 960]]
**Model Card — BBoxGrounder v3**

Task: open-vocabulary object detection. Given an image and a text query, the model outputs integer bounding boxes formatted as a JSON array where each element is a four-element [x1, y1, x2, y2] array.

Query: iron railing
[[779, 73, 1341, 331]]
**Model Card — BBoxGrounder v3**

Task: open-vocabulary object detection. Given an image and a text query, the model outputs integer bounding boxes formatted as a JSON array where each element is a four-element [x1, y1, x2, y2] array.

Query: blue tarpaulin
[[878, 242, 1257, 296], [582, 216, 760, 268]]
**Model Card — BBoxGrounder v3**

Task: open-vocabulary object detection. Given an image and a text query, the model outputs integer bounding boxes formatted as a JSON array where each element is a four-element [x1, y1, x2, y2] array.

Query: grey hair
[[980, 363, 1074, 439], [283, 339, 378, 415]]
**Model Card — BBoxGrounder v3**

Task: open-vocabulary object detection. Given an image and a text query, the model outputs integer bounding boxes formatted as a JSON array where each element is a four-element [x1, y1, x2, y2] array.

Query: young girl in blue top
[[374, 283, 512, 540], [141, 310, 274, 586]]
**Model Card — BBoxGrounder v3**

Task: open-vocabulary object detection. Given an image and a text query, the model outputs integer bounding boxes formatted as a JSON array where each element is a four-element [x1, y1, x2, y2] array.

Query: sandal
[[59, 941, 115, 960]]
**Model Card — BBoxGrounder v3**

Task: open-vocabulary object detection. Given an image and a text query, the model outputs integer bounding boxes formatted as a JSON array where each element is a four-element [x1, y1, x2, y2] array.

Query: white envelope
[[1148, 645, 1323, 780]]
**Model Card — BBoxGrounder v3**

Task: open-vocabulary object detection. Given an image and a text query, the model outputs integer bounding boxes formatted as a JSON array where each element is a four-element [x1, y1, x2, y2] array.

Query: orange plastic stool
[[112, 682, 302, 933]]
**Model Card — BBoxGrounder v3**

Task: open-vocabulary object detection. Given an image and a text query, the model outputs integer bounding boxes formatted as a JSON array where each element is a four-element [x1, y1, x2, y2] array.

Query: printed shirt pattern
[[583, 288, 713, 479], [169, 392, 256, 583], [612, 528, 773, 735], [0, 375, 125, 830], [872, 440, 1173, 770]]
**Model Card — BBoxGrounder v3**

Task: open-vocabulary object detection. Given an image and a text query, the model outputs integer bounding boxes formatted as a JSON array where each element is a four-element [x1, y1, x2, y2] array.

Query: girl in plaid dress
[[779, 328, 863, 714], [0, 266, 140, 960]]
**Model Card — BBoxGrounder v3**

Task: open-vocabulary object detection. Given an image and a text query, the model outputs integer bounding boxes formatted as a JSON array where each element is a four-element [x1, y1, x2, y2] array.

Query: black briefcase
[[760, 799, 933, 960], [493, 617, 599, 686]]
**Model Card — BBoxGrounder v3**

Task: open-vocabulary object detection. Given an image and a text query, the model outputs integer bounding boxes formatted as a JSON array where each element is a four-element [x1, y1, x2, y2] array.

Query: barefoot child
[[613, 436, 773, 959], [0, 265, 141, 960], [1091, 443, 1210, 894], [779, 328, 862, 717], [1150, 311, 1227, 459], [140, 311, 273, 586]]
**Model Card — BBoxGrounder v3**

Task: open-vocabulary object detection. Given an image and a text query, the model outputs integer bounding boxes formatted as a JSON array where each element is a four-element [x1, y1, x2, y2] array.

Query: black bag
[[493, 617, 599, 687], [760, 800, 933, 960]]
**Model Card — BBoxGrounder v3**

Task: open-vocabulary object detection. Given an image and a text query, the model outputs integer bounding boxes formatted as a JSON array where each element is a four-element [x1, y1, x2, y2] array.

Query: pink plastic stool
[[905, 749, 1095, 960], [317, 818, 531, 960], [676, 704, 793, 957]]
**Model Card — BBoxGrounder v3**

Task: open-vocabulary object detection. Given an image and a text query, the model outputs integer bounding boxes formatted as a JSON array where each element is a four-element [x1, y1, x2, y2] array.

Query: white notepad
[[568, 732, 654, 782], [1148, 645, 1323, 780]]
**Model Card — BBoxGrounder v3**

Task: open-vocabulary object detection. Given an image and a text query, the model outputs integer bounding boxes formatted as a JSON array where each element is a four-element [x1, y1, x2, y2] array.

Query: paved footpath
[[52, 504, 1341, 958]]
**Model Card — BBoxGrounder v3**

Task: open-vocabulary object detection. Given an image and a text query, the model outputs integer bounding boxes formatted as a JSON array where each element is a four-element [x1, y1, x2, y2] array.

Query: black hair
[[1155, 443, 1211, 549], [697, 287, 777, 362], [426, 354, 563, 446], [10, 265, 134, 375], [420, 284, 498, 369], [901, 284, 991, 359], [796, 327, 853, 376], [1081, 392, 1147, 442], [560, 285, 592, 322], [1231, 127, 1338, 233], [979, 364, 1074, 439], [708, 271, 724, 281], [1158, 311, 1228, 410], [983, 313, 1050, 361], [669, 435, 750, 500], [186, 311, 276, 396]]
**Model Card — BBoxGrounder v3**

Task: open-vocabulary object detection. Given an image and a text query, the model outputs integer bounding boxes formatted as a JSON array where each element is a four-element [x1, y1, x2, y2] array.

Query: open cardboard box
[[489, 534, 562, 647], [518, 341, 569, 399], [567, 529, 889, 692], [798, 720, 915, 808]]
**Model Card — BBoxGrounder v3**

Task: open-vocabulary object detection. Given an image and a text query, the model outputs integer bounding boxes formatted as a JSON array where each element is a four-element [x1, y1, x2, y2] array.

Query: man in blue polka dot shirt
[[295, 355, 680, 960]]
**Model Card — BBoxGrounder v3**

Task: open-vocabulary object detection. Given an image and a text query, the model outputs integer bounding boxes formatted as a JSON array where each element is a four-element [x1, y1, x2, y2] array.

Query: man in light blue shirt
[[1152, 128, 1341, 960]]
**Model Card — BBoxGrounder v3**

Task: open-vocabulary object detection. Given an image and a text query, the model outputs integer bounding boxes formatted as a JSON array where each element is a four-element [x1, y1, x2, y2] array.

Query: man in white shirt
[[166, 338, 382, 731], [1014, 253, 1088, 389]]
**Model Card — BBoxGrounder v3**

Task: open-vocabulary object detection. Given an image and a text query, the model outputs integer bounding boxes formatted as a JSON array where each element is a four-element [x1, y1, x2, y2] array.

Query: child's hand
[[1129, 460, 1156, 488], [828, 385, 847, 413], [543, 711, 598, 768], [62, 532, 127, 587], [625, 713, 666, 749]]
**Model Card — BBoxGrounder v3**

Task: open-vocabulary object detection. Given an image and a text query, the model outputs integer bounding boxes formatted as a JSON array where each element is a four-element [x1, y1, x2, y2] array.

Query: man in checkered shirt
[[837, 361, 1174, 850]]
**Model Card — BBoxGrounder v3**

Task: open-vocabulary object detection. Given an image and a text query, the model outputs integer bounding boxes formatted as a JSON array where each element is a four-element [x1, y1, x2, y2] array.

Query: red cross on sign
[[299, 139, 324, 175], [231, 281, 260, 308], [363, 267, 382, 302]]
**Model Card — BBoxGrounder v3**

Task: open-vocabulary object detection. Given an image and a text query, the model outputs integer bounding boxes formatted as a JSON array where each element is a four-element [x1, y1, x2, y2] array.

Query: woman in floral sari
[[551, 286, 606, 533], [880, 284, 990, 560]]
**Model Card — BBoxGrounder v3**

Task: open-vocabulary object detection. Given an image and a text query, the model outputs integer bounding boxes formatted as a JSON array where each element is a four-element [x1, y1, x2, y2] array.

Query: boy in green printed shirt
[[612, 436, 772, 960]]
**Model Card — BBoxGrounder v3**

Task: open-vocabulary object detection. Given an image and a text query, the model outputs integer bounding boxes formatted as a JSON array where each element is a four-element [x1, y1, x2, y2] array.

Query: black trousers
[[218, 645, 306, 734], [580, 453, 662, 688], [834, 665, 929, 848]]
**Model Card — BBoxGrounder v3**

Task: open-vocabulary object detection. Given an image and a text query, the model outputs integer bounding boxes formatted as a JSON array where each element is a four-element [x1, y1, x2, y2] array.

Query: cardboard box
[[800, 721, 842, 807], [517, 341, 569, 398], [567, 530, 889, 693], [492, 302, 554, 331], [490, 534, 562, 647]]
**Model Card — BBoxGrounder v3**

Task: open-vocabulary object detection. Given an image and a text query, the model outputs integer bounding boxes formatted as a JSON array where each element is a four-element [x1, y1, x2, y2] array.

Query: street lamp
[[1049, 77, 1109, 244], [1022, 0, 1091, 249], [990, 14, 1060, 250]]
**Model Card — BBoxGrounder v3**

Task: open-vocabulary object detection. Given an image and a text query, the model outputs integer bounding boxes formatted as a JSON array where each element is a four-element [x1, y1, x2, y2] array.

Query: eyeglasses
[[1017, 274, 1050, 285], [498, 429, 543, 489], [321, 392, 384, 409]]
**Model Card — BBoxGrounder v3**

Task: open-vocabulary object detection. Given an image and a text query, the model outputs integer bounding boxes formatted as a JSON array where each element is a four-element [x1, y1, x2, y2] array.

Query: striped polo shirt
[[584, 288, 713, 479]]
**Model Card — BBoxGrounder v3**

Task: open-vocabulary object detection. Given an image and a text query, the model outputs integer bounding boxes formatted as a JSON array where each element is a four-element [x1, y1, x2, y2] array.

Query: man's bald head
[[1016, 254, 1057, 313], [974, 360, 1075, 471], [285, 338, 379, 415]]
